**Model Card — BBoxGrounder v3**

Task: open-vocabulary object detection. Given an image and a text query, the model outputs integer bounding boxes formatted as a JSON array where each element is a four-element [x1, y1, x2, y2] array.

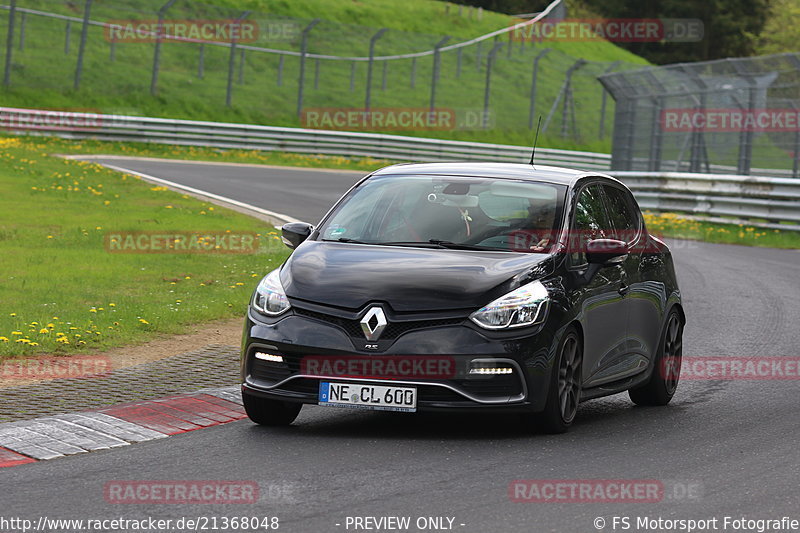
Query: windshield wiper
[[321, 238, 507, 251], [320, 238, 376, 244], [377, 240, 507, 251], [427, 239, 508, 251]]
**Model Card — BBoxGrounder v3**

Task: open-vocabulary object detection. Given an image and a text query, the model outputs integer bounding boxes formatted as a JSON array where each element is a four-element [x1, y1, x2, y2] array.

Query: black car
[[241, 163, 684, 433]]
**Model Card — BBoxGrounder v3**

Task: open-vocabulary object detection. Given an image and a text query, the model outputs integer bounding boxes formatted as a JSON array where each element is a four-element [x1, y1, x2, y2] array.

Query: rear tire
[[629, 310, 683, 406], [242, 391, 302, 426], [534, 327, 583, 434]]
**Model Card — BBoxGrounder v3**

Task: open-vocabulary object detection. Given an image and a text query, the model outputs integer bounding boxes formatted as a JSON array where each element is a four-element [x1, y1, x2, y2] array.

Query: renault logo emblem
[[360, 306, 387, 341]]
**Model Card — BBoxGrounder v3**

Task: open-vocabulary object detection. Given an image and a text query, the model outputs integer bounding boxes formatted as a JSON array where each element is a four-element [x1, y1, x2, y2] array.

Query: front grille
[[293, 307, 464, 340]]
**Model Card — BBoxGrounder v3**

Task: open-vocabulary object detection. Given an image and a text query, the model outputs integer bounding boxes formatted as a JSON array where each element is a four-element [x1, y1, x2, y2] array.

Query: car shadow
[[244, 393, 694, 442]]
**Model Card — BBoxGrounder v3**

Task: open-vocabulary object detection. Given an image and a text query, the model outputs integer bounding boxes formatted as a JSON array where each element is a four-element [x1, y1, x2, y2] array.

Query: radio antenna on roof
[[529, 115, 542, 168]]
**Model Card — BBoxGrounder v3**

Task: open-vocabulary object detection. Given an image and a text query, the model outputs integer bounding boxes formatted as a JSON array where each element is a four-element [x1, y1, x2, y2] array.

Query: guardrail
[[0, 107, 612, 169], [2, 107, 798, 231]]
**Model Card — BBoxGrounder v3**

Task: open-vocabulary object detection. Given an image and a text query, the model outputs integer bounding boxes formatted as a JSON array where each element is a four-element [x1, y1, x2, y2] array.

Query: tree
[[452, 0, 770, 64]]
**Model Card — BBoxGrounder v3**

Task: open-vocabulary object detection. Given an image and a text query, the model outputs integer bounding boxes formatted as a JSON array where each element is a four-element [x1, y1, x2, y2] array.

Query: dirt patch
[[0, 318, 243, 389]]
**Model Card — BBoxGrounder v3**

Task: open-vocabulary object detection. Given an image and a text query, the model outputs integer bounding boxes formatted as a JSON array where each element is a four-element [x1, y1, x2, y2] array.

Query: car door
[[602, 183, 665, 371], [569, 183, 631, 388]]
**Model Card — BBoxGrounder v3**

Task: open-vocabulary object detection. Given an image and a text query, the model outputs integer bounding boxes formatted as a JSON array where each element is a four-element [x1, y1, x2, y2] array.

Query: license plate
[[318, 382, 417, 412]]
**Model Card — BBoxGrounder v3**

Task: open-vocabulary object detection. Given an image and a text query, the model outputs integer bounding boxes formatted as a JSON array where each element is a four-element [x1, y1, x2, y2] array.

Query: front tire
[[535, 328, 583, 434], [242, 391, 302, 426], [629, 310, 683, 406]]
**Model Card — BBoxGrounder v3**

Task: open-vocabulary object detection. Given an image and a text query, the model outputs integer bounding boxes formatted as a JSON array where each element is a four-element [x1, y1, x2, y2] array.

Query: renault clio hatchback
[[241, 163, 684, 433]]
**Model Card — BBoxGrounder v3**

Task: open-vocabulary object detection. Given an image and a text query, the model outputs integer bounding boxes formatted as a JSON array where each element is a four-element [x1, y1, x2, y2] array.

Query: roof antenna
[[529, 115, 542, 168]]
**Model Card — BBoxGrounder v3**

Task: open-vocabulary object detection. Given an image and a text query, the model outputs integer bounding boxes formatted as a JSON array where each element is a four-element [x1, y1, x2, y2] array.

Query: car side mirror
[[586, 239, 628, 266], [281, 222, 313, 250]]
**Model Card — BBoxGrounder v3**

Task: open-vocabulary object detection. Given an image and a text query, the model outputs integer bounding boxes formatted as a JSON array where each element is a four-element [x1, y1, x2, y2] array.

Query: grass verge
[[38, 136, 394, 172], [0, 136, 290, 358], [644, 212, 800, 249]]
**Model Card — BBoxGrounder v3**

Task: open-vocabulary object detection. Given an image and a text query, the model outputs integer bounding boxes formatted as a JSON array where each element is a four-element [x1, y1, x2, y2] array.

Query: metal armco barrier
[[2, 107, 798, 230]]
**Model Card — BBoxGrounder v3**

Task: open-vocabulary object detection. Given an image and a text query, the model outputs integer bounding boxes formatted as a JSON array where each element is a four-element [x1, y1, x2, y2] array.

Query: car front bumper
[[241, 306, 559, 413]]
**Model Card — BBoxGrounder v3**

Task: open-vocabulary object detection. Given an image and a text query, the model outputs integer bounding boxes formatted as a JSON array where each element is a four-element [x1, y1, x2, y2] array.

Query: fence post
[[429, 36, 450, 112], [296, 18, 320, 118], [3, 0, 16, 87], [150, 0, 176, 96], [364, 27, 387, 113], [792, 102, 800, 178], [73, 0, 93, 90], [483, 42, 504, 128], [238, 49, 246, 84], [410, 56, 416, 88], [542, 58, 586, 135], [18, 12, 25, 51], [381, 61, 387, 90], [277, 55, 284, 86], [528, 48, 550, 129], [599, 61, 621, 139], [313, 58, 320, 90], [456, 47, 462, 78], [197, 44, 204, 79], [226, 11, 251, 107], [349, 61, 355, 91], [648, 97, 663, 172], [64, 21, 71, 54]]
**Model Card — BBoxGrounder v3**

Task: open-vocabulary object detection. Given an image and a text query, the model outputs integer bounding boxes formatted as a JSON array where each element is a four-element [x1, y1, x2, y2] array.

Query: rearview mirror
[[586, 239, 628, 265], [281, 222, 313, 250]]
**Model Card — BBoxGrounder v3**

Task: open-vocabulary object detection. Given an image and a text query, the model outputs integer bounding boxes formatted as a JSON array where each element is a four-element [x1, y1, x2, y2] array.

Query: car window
[[570, 184, 614, 266], [318, 176, 566, 253], [603, 185, 640, 243]]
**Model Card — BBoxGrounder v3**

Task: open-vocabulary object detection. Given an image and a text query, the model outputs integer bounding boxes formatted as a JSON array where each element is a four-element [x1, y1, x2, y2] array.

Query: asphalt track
[[2, 158, 798, 532]]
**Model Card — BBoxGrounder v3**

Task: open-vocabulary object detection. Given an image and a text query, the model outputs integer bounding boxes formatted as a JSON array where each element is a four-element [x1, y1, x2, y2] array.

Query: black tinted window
[[571, 184, 613, 265], [603, 185, 639, 242]]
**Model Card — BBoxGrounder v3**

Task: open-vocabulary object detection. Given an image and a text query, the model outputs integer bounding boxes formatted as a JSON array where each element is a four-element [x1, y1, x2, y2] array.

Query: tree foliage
[[450, 0, 771, 64]]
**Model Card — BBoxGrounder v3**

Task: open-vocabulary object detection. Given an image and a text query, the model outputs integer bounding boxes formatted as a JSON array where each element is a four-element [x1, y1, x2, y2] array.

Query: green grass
[[0, 136, 291, 358], [39, 136, 395, 172], [0, 0, 648, 152], [644, 212, 800, 248]]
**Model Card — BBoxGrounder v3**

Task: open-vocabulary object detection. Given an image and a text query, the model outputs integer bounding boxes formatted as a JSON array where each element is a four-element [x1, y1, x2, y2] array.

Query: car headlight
[[470, 280, 549, 329], [252, 268, 290, 316]]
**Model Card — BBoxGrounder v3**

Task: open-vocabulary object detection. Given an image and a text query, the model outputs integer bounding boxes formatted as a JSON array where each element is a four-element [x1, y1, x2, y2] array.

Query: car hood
[[280, 241, 553, 312]]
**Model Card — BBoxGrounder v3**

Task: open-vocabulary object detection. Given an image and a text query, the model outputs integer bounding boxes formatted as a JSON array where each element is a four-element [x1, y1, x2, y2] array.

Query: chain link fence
[[0, 0, 644, 148], [600, 53, 800, 176]]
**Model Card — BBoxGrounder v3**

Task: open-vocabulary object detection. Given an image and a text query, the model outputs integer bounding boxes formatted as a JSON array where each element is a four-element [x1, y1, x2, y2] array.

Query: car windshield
[[318, 175, 567, 253]]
